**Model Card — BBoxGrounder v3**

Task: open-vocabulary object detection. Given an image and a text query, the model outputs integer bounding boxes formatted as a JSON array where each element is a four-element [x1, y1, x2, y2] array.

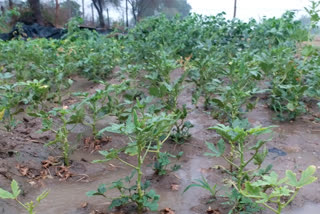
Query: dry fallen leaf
[[55, 165, 72, 181], [81, 201, 88, 208], [16, 164, 30, 177], [84, 136, 112, 153], [207, 206, 221, 214], [170, 184, 179, 191], [160, 208, 175, 214]]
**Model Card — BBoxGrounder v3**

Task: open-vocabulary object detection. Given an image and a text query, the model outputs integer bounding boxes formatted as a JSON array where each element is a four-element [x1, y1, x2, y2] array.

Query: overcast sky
[[77, 0, 311, 22], [187, 0, 310, 20]]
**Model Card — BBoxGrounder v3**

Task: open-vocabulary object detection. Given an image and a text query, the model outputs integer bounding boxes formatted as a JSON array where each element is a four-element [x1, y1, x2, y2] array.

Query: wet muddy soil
[[1, 76, 320, 214]]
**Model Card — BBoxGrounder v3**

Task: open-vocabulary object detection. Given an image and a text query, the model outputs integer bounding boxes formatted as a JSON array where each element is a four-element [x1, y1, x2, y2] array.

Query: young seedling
[[171, 105, 194, 144], [153, 151, 183, 175], [240, 166, 318, 214], [87, 170, 159, 211], [0, 179, 49, 214], [29, 106, 84, 166], [184, 175, 218, 202]]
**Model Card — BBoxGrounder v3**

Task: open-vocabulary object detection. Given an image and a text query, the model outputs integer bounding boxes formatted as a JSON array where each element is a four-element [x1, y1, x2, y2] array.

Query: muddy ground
[[1, 75, 320, 214]]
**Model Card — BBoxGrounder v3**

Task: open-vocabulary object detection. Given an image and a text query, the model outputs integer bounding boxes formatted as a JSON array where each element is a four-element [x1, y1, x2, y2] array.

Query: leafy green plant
[[206, 123, 273, 177], [87, 170, 159, 212], [305, 0, 320, 41], [90, 107, 177, 213], [205, 122, 274, 212], [241, 166, 318, 214], [0, 179, 49, 214], [19, 79, 49, 110], [153, 151, 183, 175], [171, 105, 194, 144], [29, 106, 84, 166], [0, 83, 24, 131]]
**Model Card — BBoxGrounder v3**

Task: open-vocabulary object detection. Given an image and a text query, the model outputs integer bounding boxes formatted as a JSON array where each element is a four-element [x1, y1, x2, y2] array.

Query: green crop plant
[[209, 53, 260, 122], [87, 170, 160, 212], [18, 79, 49, 110], [205, 122, 274, 212], [188, 46, 225, 108], [206, 123, 273, 183], [153, 151, 183, 175], [0, 179, 49, 214], [29, 106, 84, 166], [171, 105, 194, 144], [240, 166, 317, 214], [305, 0, 320, 41], [89, 106, 177, 213], [74, 81, 136, 137], [45, 67, 73, 104], [74, 88, 110, 138], [258, 47, 308, 121], [148, 57, 193, 143], [0, 83, 24, 131]]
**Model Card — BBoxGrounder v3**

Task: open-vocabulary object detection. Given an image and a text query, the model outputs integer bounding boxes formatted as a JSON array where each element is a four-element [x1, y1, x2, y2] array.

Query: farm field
[[1, 12, 320, 214]]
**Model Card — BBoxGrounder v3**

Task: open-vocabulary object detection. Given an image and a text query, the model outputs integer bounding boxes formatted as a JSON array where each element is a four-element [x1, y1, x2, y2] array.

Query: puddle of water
[[284, 203, 320, 214]]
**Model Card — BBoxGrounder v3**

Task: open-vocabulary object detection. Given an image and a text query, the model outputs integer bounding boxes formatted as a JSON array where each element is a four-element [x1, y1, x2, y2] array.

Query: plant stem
[[283, 189, 299, 208], [262, 202, 279, 214], [117, 157, 138, 169], [136, 142, 143, 214]]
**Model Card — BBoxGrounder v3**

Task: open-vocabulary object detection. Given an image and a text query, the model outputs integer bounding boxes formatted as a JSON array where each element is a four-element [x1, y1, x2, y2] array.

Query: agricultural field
[[1, 11, 320, 214]]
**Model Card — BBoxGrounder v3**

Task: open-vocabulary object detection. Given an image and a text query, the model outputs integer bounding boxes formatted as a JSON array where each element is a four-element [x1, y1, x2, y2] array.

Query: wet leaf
[[204, 139, 225, 157], [11, 180, 21, 198], [287, 165, 317, 188], [0, 188, 14, 199]]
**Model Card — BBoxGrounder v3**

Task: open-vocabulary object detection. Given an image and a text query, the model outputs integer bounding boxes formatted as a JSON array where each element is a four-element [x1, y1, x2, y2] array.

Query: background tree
[[27, 0, 43, 24], [161, 0, 191, 18], [127, 0, 191, 23], [92, 0, 121, 28], [60, 0, 81, 17], [127, 0, 159, 23], [233, 0, 237, 18], [55, 0, 59, 26]]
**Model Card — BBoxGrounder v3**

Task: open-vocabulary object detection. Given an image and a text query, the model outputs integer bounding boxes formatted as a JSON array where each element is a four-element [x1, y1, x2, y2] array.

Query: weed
[[0, 179, 49, 214]]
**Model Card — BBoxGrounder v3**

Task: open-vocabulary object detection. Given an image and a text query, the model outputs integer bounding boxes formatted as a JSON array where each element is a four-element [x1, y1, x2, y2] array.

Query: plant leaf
[[204, 139, 225, 157], [10, 180, 20, 198], [0, 188, 14, 199]]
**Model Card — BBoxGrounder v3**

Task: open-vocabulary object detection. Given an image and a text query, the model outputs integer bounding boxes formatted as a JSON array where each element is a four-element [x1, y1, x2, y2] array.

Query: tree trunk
[[1, 6, 5, 15], [28, 0, 44, 25], [233, 0, 237, 18], [8, 0, 13, 9], [98, 11, 105, 28], [82, 0, 85, 19], [67, 0, 71, 18], [92, 0, 105, 28], [55, 0, 59, 26], [125, 0, 129, 27], [106, 8, 110, 28], [91, 3, 94, 26], [132, 5, 137, 24]]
